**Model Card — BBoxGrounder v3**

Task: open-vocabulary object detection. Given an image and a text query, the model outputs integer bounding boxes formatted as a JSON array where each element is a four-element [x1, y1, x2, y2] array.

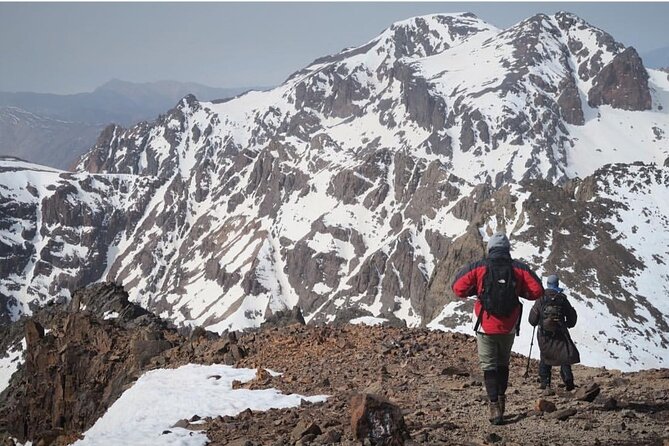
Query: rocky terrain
[[1, 11, 668, 372], [211, 326, 669, 446], [1, 283, 668, 446]]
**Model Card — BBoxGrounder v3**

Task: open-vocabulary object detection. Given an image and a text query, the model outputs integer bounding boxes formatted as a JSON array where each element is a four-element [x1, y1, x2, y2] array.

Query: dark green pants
[[476, 333, 515, 371]]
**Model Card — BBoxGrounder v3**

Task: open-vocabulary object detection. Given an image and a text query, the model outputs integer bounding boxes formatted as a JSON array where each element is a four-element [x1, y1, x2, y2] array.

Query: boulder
[[290, 420, 322, 442], [547, 408, 577, 421], [261, 306, 306, 328], [575, 383, 600, 402], [594, 394, 618, 411], [350, 393, 410, 445], [535, 399, 557, 413]]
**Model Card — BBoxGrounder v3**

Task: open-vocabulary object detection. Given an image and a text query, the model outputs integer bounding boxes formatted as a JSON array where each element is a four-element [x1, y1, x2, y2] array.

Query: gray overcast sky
[[1, 2, 668, 94]]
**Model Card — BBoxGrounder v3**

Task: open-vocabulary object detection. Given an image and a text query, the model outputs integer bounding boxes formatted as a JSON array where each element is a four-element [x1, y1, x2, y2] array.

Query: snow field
[[74, 364, 328, 446]]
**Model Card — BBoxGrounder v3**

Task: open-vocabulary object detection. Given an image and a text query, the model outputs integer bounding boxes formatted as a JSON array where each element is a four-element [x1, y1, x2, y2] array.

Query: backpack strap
[[473, 259, 490, 333], [473, 305, 484, 332]]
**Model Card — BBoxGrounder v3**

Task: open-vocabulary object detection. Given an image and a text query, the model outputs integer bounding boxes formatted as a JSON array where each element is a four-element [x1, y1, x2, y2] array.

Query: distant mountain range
[[0, 80, 266, 169]]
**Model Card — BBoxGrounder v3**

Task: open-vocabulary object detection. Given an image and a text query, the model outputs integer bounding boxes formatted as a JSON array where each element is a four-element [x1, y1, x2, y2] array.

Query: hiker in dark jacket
[[452, 232, 544, 425], [528, 274, 578, 391]]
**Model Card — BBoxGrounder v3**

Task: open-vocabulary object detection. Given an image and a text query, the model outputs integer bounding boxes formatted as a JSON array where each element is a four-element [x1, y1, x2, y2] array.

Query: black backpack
[[478, 257, 519, 318], [541, 293, 565, 335]]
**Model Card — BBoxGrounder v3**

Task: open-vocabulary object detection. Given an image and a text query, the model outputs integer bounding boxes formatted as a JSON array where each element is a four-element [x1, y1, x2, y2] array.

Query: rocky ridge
[[211, 324, 669, 446], [0, 283, 249, 444], [0, 283, 668, 445]]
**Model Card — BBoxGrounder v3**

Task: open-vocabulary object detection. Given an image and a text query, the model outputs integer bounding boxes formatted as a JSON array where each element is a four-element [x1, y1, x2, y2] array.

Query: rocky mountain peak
[[552, 11, 622, 54], [553, 10, 601, 34], [301, 13, 496, 71], [381, 13, 497, 59]]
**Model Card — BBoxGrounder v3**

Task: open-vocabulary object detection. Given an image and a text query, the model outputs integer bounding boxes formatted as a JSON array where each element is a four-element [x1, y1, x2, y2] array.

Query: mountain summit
[[1, 12, 668, 371]]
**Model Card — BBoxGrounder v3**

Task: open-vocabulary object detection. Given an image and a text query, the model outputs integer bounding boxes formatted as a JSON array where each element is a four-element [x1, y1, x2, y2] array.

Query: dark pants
[[476, 333, 515, 402], [539, 359, 573, 385]]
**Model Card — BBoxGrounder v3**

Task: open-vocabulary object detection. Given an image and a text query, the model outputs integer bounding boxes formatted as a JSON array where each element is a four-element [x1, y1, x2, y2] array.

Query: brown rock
[[256, 368, 272, 382], [290, 420, 322, 442], [364, 380, 386, 395], [350, 393, 410, 445], [261, 306, 306, 328], [601, 397, 617, 411], [575, 383, 600, 402], [558, 75, 585, 125], [172, 419, 189, 429], [24, 320, 45, 349], [594, 394, 617, 411], [0, 284, 179, 444], [319, 430, 343, 444], [535, 399, 557, 413], [547, 408, 577, 421], [440, 366, 470, 377]]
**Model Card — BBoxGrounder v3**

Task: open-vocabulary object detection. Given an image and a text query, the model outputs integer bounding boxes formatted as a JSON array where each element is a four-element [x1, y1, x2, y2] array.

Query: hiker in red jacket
[[452, 232, 544, 425]]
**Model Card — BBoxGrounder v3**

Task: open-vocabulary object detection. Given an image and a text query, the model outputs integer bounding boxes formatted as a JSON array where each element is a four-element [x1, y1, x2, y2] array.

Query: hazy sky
[[1, 2, 668, 94]]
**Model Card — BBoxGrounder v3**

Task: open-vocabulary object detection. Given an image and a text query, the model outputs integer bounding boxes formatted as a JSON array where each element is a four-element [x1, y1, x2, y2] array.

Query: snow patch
[[74, 364, 328, 446]]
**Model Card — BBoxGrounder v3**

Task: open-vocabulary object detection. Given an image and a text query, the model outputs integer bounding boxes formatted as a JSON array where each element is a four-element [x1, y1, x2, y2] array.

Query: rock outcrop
[[0, 284, 174, 443], [350, 393, 410, 445], [588, 47, 652, 110], [0, 282, 247, 444]]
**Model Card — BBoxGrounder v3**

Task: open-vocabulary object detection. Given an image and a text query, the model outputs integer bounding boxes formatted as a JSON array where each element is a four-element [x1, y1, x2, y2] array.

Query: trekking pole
[[523, 325, 536, 378]]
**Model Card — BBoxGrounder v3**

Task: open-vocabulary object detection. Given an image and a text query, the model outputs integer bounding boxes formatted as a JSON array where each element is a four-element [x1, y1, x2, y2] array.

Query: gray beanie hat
[[487, 232, 510, 252], [547, 274, 560, 287]]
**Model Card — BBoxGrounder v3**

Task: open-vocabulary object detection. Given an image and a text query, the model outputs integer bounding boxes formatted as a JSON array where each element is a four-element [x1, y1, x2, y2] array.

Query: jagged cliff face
[[1, 12, 668, 371], [0, 159, 163, 323]]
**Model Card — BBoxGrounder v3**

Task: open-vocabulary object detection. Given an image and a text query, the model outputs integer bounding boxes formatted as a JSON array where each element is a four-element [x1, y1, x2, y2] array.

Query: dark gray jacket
[[528, 289, 577, 330], [528, 289, 580, 365]]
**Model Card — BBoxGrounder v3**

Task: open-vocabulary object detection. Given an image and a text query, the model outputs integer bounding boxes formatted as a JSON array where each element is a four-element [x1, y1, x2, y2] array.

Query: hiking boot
[[565, 381, 575, 391], [488, 401, 503, 425], [498, 395, 506, 418]]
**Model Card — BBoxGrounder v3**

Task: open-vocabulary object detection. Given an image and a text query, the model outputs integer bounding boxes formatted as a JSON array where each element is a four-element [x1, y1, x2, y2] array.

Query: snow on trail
[[74, 364, 328, 446]]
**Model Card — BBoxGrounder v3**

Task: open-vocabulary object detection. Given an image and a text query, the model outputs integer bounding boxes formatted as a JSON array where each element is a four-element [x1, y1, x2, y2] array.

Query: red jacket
[[451, 254, 544, 334]]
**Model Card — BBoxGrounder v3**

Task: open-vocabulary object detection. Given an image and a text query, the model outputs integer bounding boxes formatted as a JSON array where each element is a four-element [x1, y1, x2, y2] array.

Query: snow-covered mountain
[[1, 12, 668, 371]]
